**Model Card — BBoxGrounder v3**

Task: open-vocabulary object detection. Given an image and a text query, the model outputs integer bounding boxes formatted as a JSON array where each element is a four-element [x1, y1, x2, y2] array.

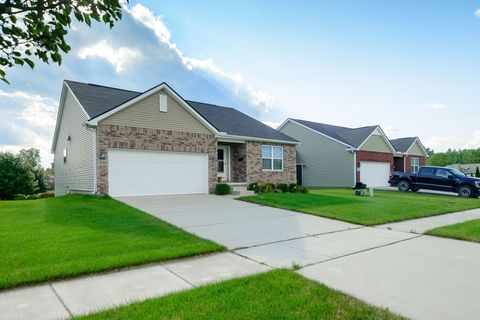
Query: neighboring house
[[278, 119, 396, 188], [52, 80, 297, 197], [448, 163, 480, 177], [389, 137, 429, 173]]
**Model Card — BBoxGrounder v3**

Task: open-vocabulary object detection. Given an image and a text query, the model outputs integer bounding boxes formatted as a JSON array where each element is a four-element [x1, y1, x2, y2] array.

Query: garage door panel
[[360, 162, 390, 187], [108, 149, 208, 197]]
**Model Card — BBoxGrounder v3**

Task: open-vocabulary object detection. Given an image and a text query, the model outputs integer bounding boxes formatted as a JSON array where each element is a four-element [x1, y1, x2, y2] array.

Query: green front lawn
[[239, 188, 480, 225], [0, 195, 223, 290], [426, 219, 480, 243], [76, 269, 405, 320]]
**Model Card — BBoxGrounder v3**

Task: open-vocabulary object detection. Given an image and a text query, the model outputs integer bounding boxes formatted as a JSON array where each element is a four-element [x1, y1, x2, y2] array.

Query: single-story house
[[52, 80, 297, 197], [278, 119, 396, 188], [389, 137, 429, 173]]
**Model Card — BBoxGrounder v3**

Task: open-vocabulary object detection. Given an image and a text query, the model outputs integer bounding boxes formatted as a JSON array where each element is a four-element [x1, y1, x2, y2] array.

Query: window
[[159, 94, 167, 112], [436, 168, 450, 179], [63, 148, 67, 164], [262, 145, 283, 171], [418, 167, 434, 175], [411, 157, 419, 173]]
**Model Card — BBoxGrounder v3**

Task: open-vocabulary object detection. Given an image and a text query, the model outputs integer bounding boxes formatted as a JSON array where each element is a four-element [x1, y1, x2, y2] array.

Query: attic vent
[[159, 94, 167, 112]]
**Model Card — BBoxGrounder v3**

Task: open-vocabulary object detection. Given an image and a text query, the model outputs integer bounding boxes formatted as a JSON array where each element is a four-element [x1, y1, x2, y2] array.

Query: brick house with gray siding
[[279, 119, 398, 188], [390, 137, 429, 174], [52, 80, 297, 197]]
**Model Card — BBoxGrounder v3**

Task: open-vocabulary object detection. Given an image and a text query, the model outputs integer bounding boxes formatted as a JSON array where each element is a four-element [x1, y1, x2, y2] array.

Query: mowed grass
[[75, 269, 405, 320], [239, 188, 480, 225], [426, 219, 480, 243], [0, 195, 223, 290]]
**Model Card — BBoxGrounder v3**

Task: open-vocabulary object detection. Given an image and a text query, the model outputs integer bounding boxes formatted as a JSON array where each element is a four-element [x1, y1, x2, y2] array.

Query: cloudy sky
[[2, 1, 480, 167]]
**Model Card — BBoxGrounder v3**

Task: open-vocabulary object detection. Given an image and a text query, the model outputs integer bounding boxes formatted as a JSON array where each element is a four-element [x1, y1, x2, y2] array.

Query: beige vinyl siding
[[54, 89, 94, 196], [101, 89, 211, 134], [280, 121, 354, 187], [359, 134, 392, 153], [408, 141, 425, 156]]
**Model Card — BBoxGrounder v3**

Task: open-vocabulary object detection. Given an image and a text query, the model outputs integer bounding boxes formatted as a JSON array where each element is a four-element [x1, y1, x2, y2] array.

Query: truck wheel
[[457, 185, 474, 198], [398, 181, 410, 192]]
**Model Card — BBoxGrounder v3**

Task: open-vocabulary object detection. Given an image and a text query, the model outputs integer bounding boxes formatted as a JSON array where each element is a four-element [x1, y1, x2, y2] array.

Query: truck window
[[436, 169, 450, 178], [418, 167, 434, 175]]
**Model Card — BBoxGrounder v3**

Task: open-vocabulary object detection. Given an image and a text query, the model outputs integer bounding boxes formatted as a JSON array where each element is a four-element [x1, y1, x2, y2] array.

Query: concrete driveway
[[119, 194, 480, 320]]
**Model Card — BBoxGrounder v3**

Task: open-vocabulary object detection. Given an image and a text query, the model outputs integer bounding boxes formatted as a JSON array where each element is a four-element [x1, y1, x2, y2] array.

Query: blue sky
[[2, 1, 480, 167]]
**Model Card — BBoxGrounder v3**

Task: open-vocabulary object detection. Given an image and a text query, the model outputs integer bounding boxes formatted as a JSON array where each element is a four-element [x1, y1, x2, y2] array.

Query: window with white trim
[[262, 145, 283, 171], [411, 157, 419, 173]]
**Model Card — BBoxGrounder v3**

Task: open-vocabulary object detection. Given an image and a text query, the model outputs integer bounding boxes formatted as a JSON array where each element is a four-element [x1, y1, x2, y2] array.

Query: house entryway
[[217, 145, 230, 181]]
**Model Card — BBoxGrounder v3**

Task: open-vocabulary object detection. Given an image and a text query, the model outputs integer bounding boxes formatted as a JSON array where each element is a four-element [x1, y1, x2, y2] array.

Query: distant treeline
[[426, 148, 480, 166]]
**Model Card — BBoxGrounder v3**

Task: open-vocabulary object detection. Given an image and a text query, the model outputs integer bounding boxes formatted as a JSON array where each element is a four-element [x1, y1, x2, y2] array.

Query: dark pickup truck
[[389, 166, 480, 198]]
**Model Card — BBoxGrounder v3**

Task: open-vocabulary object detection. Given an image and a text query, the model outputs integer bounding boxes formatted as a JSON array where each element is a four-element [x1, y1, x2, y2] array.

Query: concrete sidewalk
[[378, 208, 480, 233], [0, 253, 269, 320], [3, 195, 480, 320], [299, 235, 480, 320]]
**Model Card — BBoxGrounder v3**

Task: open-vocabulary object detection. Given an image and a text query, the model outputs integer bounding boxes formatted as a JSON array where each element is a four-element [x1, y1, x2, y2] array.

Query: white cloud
[[383, 125, 399, 136], [463, 130, 480, 149], [78, 40, 143, 72], [423, 103, 447, 110], [261, 121, 281, 129], [0, 90, 57, 167], [0, 90, 57, 128], [125, 3, 273, 111], [425, 130, 480, 152], [475, 8, 480, 17]]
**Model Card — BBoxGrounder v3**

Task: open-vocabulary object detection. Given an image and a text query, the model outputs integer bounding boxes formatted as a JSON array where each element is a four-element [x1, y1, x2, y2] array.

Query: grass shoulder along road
[[426, 218, 480, 243], [239, 188, 480, 226], [75, 269, 406, 320], [0, 195, 223, 290]]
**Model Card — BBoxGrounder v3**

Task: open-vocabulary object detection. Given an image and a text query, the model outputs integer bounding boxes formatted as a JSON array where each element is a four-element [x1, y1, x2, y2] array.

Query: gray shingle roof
[[291, 119, 377, 147], [187, 101, 296, 142], [65, 80, 296, 142], [390, 137, 417, 153], [65, 80, 141, 119]]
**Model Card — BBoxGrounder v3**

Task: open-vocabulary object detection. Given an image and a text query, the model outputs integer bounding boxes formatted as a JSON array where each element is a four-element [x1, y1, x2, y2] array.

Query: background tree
[[18, 148, 46, 192], [476, 166, 480, 178], [427, 147, 480, 166], [0, 0, 127, 83], [0, 151, 35, 200], [45, 163, 54, 190]]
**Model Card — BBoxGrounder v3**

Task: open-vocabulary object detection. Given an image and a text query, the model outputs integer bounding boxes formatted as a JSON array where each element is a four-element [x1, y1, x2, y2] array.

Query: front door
[[217, 146, 230, 181]]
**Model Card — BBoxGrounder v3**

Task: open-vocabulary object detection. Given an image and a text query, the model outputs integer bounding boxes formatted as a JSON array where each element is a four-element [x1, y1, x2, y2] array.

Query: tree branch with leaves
[[0, 0, 128, 83]]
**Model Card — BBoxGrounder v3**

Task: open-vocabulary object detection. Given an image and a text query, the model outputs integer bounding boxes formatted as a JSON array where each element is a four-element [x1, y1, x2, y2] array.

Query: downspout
[[353, 150, 357, 186], [346, 147, 357, 186]]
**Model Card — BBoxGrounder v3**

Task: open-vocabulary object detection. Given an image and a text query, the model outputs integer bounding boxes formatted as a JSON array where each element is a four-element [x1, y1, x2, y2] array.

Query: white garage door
[[360, 161, 390, 187], [108, 149, 208, 197]]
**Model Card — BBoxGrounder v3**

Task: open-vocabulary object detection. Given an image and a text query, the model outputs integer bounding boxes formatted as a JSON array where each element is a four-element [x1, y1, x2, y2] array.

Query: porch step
[[227, 183, 255, 196]]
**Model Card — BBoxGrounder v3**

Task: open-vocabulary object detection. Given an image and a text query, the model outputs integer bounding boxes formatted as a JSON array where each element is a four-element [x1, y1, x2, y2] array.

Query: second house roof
[[291, 119, 378, 148]]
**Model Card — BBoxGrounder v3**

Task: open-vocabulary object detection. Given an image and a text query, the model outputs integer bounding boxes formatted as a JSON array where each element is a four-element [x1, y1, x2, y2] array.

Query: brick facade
[[393, 155, 426, 173], [404, 155, 425, 173], [246, 141, 296, 184], [96, 123, 217, 194], [356, 150, 394, 182], [96, 123, 296, 195]]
